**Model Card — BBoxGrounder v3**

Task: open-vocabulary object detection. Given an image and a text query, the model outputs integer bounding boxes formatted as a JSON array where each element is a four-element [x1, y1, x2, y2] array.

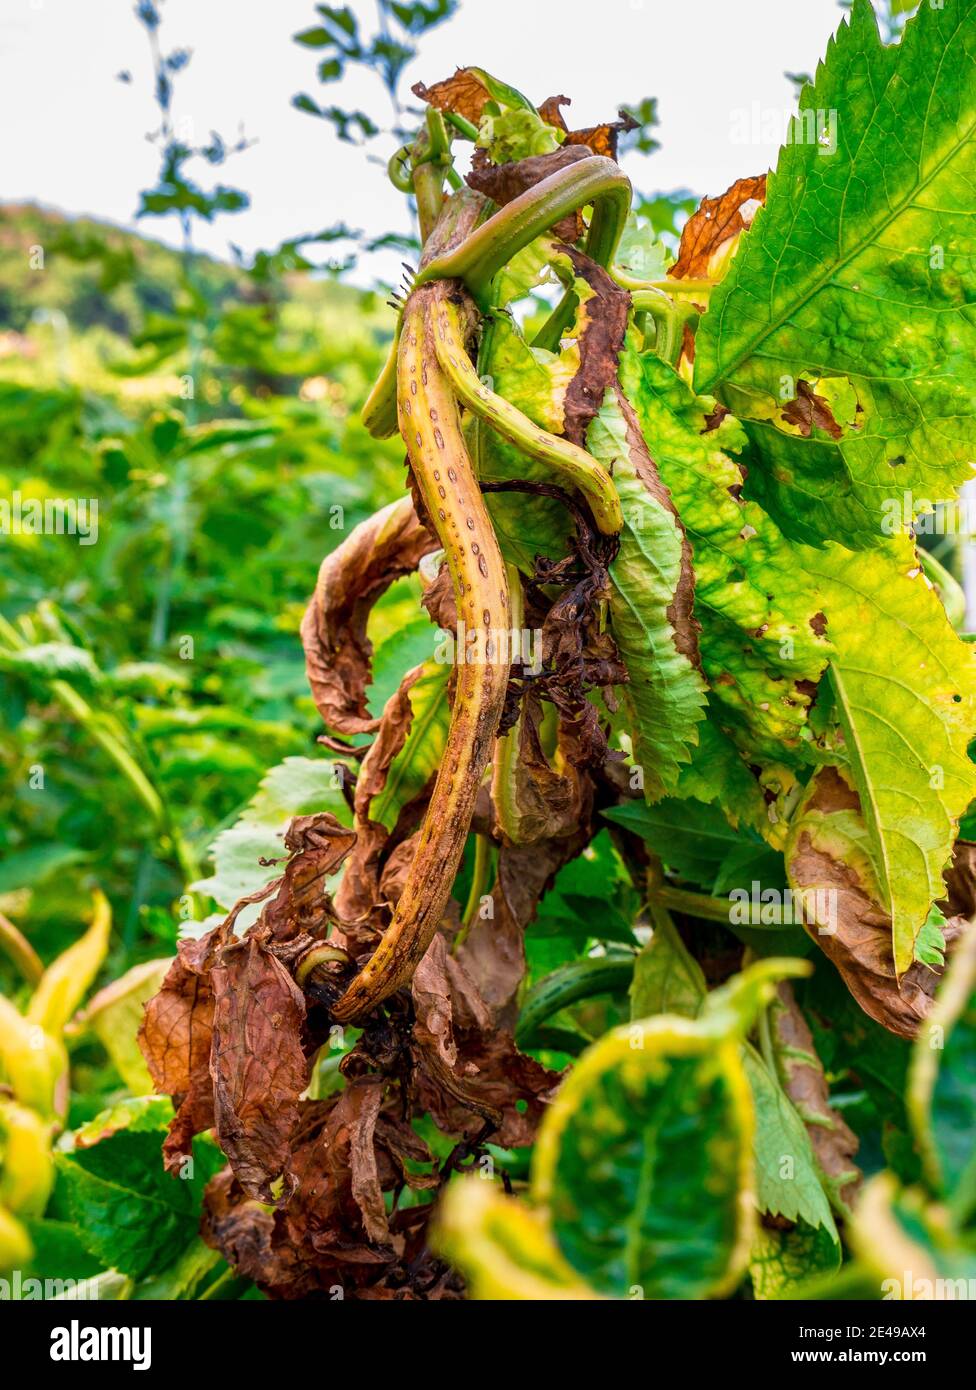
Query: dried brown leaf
[[343, 1080, 389, 1245], [210, 933, 309, 1201], [412, 934, 458, 1070], [466, 145, 592, 241], [787, 767, 953, 1039], [561, 247, 630, 448], [781, 379, 843, 441], [138, 929, 222, 1173], [491, 694, 583, 846], [420, 557, 457, 633], [201, 1168, 300, 1293], [260, 813, 357, 944], [301, 496, 435, 736], [670, 173, 766, 281], [538, 94, 638, 160], [332, 667, 427, 947], [941, 838, 976, 919], [412, 68, 493, 124], [409, 928, 560, 1146], [465, 792, 595, 1023]]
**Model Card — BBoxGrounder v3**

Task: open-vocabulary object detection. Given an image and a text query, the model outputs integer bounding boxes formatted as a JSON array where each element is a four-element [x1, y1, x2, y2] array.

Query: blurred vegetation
[[0, 195, 408, 973]]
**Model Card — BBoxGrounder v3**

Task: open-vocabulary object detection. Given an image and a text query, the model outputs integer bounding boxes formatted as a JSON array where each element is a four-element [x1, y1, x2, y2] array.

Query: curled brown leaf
[[410, 933, 561, 1146], [560, 247, 630, 448], [787, 767, 954, 1039], [466, 146, 593, 241], [301, 496, 436, 736], [491, 693, 583, 847], [138, 929, 223, 1174], [670, 173, 766, 281], [332, 665, 428, 947], [459, 815, 593, 1024], [412, 68, 493, 125], [538, 94, 639, 161], [210, 933, 309, 1202]]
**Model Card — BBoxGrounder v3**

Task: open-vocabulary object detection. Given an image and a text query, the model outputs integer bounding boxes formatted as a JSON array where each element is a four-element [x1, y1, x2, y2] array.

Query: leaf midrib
[[827, 661, 895, 924]]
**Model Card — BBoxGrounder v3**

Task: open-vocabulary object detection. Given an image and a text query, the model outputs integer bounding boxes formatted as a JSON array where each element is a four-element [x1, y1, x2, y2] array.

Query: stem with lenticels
[[332, 280, 511, 1022]]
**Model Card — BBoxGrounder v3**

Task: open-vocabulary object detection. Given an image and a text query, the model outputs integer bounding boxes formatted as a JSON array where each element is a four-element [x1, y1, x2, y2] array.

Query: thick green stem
[[613, 271, 714, 299], [648, 882, 733, 924], [457, 832, 493, 947], [411, 125, 445, 244], [631, 290, 698, 367], [531, 288, 578, 353], [415, 156, 631, 305], [919, 545, 967, 629], [515, 956, 636, 1047]]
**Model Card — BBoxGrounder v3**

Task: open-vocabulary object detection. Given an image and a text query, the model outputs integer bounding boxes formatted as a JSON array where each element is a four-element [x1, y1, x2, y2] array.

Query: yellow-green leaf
[[27, 891, 111, 1036], [807, 539, 976, 973], [434, 1177, 602, 1301]]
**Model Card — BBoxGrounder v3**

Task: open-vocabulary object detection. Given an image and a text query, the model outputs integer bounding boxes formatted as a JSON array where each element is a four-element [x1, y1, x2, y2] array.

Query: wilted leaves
[[140, 811, 355, 1191]]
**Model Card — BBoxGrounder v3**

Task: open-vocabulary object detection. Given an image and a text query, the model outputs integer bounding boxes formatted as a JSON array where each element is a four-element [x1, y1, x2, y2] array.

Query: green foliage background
[[2, 0, 973, 1306]]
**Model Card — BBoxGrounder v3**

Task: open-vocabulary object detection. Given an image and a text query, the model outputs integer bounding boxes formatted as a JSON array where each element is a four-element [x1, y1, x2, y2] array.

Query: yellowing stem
[[332, 287, 510, 1021], [432, 302, 622, 536]]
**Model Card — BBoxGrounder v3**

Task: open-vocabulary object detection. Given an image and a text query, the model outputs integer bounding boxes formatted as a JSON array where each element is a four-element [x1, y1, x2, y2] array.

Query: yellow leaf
[[0, 993, 65, 1117], [434, 1177, 601, 1301], [0, 1204, 32, 1273], [27, 890, 111, 1036], [0, 1097, 53, 1216]]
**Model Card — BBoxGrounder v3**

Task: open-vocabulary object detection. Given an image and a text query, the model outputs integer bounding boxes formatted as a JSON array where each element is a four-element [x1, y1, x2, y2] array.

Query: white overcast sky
[[0, 0, 852, 283]]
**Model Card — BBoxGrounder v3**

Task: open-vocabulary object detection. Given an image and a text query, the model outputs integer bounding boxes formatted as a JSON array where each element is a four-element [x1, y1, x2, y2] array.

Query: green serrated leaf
[[742, 1046, 838, 1238], [696, 0, 976, 548], [589, 391, 707, 799], [603, 795, 746, 885], [618, 342, 830, 766], [56, 1116, 222, 1280]]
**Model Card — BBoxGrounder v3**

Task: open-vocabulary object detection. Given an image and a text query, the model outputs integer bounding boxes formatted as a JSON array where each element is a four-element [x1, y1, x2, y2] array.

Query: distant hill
[[0, 202, 373, 336]]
